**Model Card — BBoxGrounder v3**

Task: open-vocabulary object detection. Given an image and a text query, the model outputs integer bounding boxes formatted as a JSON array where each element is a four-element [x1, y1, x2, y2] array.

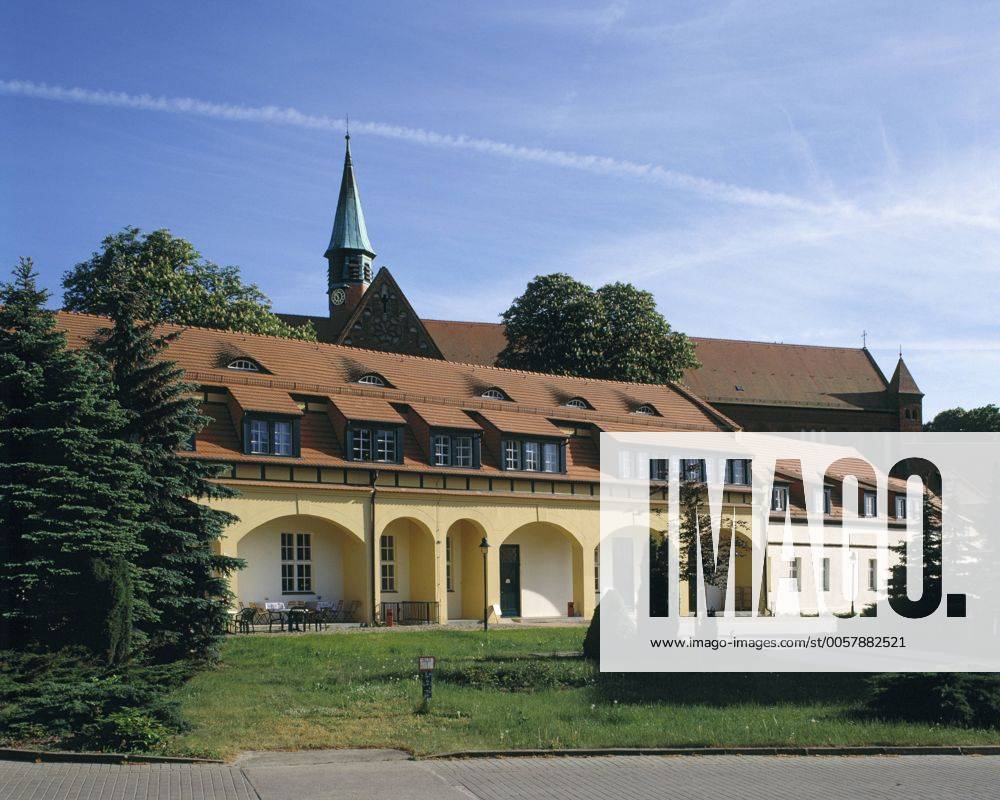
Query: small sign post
[[418, 656, 435, 702]]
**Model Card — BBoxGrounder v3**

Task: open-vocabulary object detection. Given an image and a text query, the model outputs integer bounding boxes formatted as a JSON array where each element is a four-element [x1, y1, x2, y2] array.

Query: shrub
[[0, 648, 188, 750], [866, 673, 1000, 728]]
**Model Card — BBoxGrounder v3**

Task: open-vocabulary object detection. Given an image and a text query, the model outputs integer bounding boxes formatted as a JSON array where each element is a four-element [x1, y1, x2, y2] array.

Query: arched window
[[633, 404, 656, 416], [564, 397, 590, 410], [481, 388, 510, 401], [357, 373, 386, 387], [227, 358, 260, 372]]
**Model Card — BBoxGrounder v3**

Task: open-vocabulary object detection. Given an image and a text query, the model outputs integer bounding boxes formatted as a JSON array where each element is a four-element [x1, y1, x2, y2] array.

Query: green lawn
[[167, 628, 1000, 759]]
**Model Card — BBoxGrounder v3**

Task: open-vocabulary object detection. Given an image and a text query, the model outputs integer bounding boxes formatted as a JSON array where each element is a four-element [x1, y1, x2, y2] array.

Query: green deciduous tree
[[77, 250, 244, 664], [63, 227, 316, 341], [0, 259, 146, 663], [497, 274, 698, 383], [924, 404, 1000, 432]]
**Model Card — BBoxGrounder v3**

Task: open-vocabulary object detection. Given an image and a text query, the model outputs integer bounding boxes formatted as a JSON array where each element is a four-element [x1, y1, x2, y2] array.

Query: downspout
[[369, 469, 379, 625]]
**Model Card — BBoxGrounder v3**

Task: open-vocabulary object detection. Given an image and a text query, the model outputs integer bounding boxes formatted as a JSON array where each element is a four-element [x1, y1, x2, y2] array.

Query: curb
[[423, 745, 1000, 760], [0, 747, 224, 765]]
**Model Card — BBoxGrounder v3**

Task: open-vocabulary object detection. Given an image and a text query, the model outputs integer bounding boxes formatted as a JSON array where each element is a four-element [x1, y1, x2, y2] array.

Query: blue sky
[[3, 1, 1000, 416]]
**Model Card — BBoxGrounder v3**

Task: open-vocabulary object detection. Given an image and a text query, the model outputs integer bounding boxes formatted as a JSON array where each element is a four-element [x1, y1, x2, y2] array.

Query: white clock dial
[[330, 288, 347, 306]]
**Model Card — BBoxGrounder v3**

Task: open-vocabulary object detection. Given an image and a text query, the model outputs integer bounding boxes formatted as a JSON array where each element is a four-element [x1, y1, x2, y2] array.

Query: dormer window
[[357, 373, 387, 387], [632, 404, 657, 416], [227, 358, 261, 372], [481, 388, 510, 401], [564, 397, 591, 410]]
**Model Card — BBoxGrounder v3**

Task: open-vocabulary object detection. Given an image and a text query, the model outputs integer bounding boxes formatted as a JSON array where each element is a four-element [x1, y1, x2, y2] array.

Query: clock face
[[330, 288, 347, 306]]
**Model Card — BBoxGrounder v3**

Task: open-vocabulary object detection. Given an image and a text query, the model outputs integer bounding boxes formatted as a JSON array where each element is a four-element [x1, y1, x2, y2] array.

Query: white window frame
[[823, 487, 833, 515], [729, 458, 749, 486], [542, 442, 559, 473], [482, 388, 507, 400], [352, 428, 372, 461], [565, 397, 588, 409], [863, 491, 877, 518], [380, 534, 396, 593], [375, 429, 396, 463], [249, 419, 269, 455], [771, 485, 789, 512], [454, 436, 473, 467], [633, 404, 655, 416], [227, 358, 259, 372], [894, 495, 907, 519], [432, 434, 450, 466], [357, 373, 385, 386], [523, 441, 540, 471], [273, 420, 292, 456], [280, 532, 312, 594], [504, 440, 521, 470], [868, 558, 878, 591]]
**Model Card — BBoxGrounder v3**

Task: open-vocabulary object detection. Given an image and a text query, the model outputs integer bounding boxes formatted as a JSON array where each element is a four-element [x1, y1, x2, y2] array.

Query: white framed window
[[564, 397, 589, 409], [868, 558, 878, 591], [633, 404, 656, 416], [446, 536, 453, 591], [524, 441, 540, 471], [249, 419, 269, 454], [504, 440, 521, 470], [454, 436, 473, 467], [273, 420, 292, 456], [789, 557, 802, 591], [822, 557, 831, 592], [771, 485, 789, 512], [728, 458, 749, 486], [482, 388, 508, 401], [894, 495, 907, 519], [352, 428, 371, 461], [357, 373, 386, 386], [863, 491, 877, 518], [280, 532, 312, 593], [683, 459, 704, 482], [542, 442, 559, 473], [227, 358, 259, 372], [823, 487, 833, 515], [375, 429, 396, 462], [380, 535, 396, 593], [432, 434, 450, 466]]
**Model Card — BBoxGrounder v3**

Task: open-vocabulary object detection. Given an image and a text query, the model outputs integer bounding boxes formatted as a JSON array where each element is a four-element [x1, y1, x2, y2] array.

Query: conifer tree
[[74, 247, 243, 664], [0, 259, 145, 663]]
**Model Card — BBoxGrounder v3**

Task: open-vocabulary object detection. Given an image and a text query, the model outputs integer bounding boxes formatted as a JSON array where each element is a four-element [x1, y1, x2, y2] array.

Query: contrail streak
[[1, 78, 834, 213]]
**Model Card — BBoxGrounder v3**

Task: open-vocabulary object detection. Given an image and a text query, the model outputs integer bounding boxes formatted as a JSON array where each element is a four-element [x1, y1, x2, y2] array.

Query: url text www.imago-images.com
[[598, 432, 1000, 672]]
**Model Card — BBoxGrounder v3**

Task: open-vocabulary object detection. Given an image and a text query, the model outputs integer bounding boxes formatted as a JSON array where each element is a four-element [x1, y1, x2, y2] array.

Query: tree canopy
[[497, 274, 698, 383], [63, 227, 316, 341], [924, 404, 1000, 432]]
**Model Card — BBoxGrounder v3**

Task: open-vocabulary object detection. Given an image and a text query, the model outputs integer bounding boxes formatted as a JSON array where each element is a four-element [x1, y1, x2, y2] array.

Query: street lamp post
[[479, 536, 490, 632]]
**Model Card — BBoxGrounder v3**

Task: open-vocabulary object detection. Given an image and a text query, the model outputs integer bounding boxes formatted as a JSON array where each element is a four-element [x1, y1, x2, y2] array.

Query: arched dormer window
[[632, 404, 657, 416], [564, 397, 591, 410], [481, 387, 511, 401], [357, 373, 387, 387], [227, 358, 261, 372]]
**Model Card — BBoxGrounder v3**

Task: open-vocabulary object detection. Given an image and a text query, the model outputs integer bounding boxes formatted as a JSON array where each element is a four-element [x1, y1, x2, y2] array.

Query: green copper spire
[[325, 134, 374, 258]]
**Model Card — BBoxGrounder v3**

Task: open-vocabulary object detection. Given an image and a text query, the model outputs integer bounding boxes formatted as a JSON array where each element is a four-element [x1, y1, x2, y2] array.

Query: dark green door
[[499, 544, 521, 617]]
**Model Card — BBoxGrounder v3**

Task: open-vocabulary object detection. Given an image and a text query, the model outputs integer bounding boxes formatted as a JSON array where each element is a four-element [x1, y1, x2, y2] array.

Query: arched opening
[[499, 522, 585, 618], [445, 519, 488, 621], [235, 515, 366, 617], [379, 517, 438, 623]]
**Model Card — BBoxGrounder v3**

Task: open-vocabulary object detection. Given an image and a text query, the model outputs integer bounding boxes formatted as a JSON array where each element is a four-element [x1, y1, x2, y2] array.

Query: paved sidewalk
[[3, 752, 999, 799]]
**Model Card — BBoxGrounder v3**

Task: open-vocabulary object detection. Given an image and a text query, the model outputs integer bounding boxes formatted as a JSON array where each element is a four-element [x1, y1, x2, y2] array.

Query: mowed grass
[[167, 628, 1000, 759]]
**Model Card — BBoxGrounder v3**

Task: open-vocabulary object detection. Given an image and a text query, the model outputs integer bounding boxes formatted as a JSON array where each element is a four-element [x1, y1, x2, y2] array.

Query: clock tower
[[325, 133, 375, 332]]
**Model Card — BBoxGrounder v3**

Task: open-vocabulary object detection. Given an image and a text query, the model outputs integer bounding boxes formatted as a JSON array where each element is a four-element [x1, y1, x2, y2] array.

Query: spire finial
[[899, 344, 903, 359], [862, 329, 868, 349], [345, 113, 350, 141]]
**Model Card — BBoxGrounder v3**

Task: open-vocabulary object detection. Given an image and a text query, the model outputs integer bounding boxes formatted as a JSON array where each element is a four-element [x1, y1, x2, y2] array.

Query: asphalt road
[[2, 750, 998, 800]]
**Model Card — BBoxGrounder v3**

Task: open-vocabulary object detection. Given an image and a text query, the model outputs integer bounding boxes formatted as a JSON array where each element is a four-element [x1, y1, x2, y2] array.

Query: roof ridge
[[56, 309, 690, 392], [691, 335, 869, 352]]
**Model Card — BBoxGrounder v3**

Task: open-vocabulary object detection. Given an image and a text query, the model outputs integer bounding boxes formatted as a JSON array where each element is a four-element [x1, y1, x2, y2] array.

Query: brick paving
[[3, 753, 999, 799]]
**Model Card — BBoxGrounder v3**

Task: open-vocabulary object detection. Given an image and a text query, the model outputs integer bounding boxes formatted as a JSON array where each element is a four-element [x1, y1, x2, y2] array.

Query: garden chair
[[264, 601, 288, 632], [310, 600, 340, 630], [337, 599, 360, 623]]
